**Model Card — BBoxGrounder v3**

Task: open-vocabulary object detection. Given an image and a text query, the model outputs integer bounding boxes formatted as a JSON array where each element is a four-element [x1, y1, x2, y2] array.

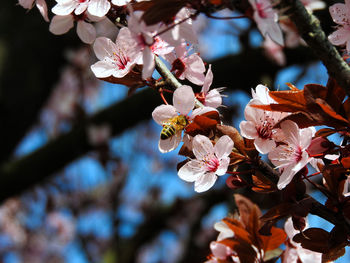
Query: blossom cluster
[[18, 0, 350, 262]]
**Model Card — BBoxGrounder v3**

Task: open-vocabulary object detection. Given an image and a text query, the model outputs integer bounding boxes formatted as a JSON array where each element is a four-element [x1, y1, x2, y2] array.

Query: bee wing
[[158, 131, 182, 153]]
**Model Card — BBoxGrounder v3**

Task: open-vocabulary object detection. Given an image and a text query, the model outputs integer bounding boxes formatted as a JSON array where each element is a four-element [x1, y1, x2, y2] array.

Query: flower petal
[[49, 15, 74, 35], [173, 85, 195, 116], [329, 3, 350, 25], [239, 120, 258, 139], [141, 47, 155, 79], [216, 156, 230, 176], [158, 131, 181, 153], [77, 20, 96, 44], [194, 173, 217, 192], [205, 89, 222, 108], [90, 61, 115, 78], [87, 0, 111, 17], [152, 105, 177, 125], [178, 160, 205, 182], [214, 135, 233, 160], [52, 0, 77, 16], [36, 0, 49, 22], [254, 137, 276, 154], [193, 135, 214, 160], [202, 64, 213, 94]]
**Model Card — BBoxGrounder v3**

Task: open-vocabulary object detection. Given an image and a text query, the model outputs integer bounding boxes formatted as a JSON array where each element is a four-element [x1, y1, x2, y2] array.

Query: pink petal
[[210, 242, 231, 260], [178, 160, 205, 182], [74, 2, 88, 15], [329, 3, 350, 25], [173, 85, 195, 116], [216, 156, 230, 176], [77, 20, 96, 44], [280, 120, 300, 146], [158, 131, 182, 153], [36, 0, 49, 22], [205, 89, 222, 108], [141, 47, 155, 79], [18, 0, 35, 9], [184, 54, 206, 85], [214, 135, 233, 159], [49, 15, 74, 35], [277, 165, 295, 189], [328, 27, 350, 46], [239, 120, 258, 139], [202, 65, 213, 94], [193, 135, 214, 160], [90, 61, 115, 78], [87, 0, 111, 17], [194, 172, 217, 192], [152, 105, 177, 125], [254, 137, 276, 154], [52, 0, 77, 16], [93, 37, 115, 61]]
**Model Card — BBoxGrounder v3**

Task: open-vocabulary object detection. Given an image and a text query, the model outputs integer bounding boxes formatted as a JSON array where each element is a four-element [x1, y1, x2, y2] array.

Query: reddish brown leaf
[[268, 89, 306, 109], [99, 67, 145, 87], [250, 103, 305, 113], [260, 226, 287, 251], [185, 111, 220, 136], [315, 98, 349, 125], [234, 194, 262, 228], [341, 156, 350, 168], [292, 228, 330, 253], [226, 174, 248, 189], [343, 98, 350, 120], [223, 218, 251, 244], [251, 171, 277, 193], [216, 124, 246, 156], [285, 82, 298, 91], [322, 246, 346, 262], [260, 203, 294, 222], [315, 128, 337, 137]]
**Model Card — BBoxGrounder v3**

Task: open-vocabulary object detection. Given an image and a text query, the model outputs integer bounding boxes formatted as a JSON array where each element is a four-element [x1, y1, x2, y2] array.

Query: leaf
[[260, 202, 294, 222], [99, 67, 145, 88], [260, 226, 287, 251], [185, 111, 220, 136], [315, 128, 337, 137], [234, 194, 262, 229], [292, 228, 330, 253], [226, 174, 248, 189], [322, 246, 346, 263], [222, 218, 251, 244], [285, 82, 298, 91], [263, 248, 283, 261], [341, 156, 350, 168], [251, 171, 277, 193], [315, 98, 349, 125], [250, 103, 305, 113], [269, 89, 306, 108], [304, 83, 327, 104]]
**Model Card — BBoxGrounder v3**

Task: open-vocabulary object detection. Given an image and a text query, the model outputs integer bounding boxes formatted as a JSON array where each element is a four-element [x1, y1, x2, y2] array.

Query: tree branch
[[278, 0, 350, 95]]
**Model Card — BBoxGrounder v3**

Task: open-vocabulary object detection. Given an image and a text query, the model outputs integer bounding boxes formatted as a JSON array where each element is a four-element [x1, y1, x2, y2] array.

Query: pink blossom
[[248, 0, 284, 45], [52, 0, 110, 18], [49, 13, 100, 44], [18, 0, 49, 22], [178, 135, 233, 192], [152, 85, 196, 153], [268, 120, 314, 190], [127, 10, 174, 79], [165, 42, 206, 85], [240, 85, 286, 154], [283, 217, 322, 263], [91, 27, 140, 78], [328, 0, 350, 53], [196, 65, 224, 108]]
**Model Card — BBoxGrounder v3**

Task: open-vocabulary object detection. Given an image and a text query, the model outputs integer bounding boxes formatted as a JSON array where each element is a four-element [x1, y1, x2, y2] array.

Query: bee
[[160, 115, 188, 140]]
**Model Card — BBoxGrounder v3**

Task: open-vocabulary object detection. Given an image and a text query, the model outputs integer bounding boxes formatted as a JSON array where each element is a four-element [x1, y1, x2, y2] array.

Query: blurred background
[[0, 1, 348, 262]]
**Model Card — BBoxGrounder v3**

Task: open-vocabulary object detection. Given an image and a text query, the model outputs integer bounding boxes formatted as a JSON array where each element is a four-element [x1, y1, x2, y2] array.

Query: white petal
[[77, 20, 96, 44], [152, 105, 177, 125], [52, 1, 77, 16], [142, 47, 155, 79], [36, 0, 49, 22], [178, 160, 205, 182], [202, 64, 213, 94], [239, 120, 258, 139], [90, 61, 115, 78], [158, 131, 181, 153], [254, 137, 276, 154], [277, 165, 295, 190], [216, 156, 230, 176], [93, 37, 115, 61], [193, 135, 214, 160], [214, 135, 233, 159], [74, 2, 88, 15], [173, 85, 195, 116], [214, 221, 234, 241], [194, 173, 217, 192], [87, 0, 111, 17], [205, 89, 222, 108], [49, 15, 74, 35], [280, 120, 300, 146]]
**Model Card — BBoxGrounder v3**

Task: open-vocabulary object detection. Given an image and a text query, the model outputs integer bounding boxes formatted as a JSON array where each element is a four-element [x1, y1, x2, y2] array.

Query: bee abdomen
[[160, 125, 176, 140]]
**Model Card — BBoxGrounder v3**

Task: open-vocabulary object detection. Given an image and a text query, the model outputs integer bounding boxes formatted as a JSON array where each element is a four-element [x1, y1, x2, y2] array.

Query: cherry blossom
[[198, 65, 225, 108], [18, 0, 49, 22], [178, 134, 233, 192], [283, 217, 322, 263], [52, 0, 110, 18], [165, 42, 206, 85], [91, 27, 140, 78], [240, 85, 286, 154], [152, 85, 196, 153], [328, 0, 350, 53], [268, 120, 314, 190], [248, 0, 284, 45], [127, 10, 173, 79], [49, 13, 101, 44]]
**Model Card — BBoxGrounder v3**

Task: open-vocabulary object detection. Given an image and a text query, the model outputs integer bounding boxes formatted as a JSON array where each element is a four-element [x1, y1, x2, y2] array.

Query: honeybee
[[160, 115, 188, 140]]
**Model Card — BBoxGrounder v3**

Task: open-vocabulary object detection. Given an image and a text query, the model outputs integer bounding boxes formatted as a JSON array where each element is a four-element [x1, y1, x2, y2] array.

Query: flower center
[[171, 58, 186, 77], [257, 114, 275, 140], [256, 2, 269, 19], [204, 155, 220, 173], [112, 50, 130, 70]]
